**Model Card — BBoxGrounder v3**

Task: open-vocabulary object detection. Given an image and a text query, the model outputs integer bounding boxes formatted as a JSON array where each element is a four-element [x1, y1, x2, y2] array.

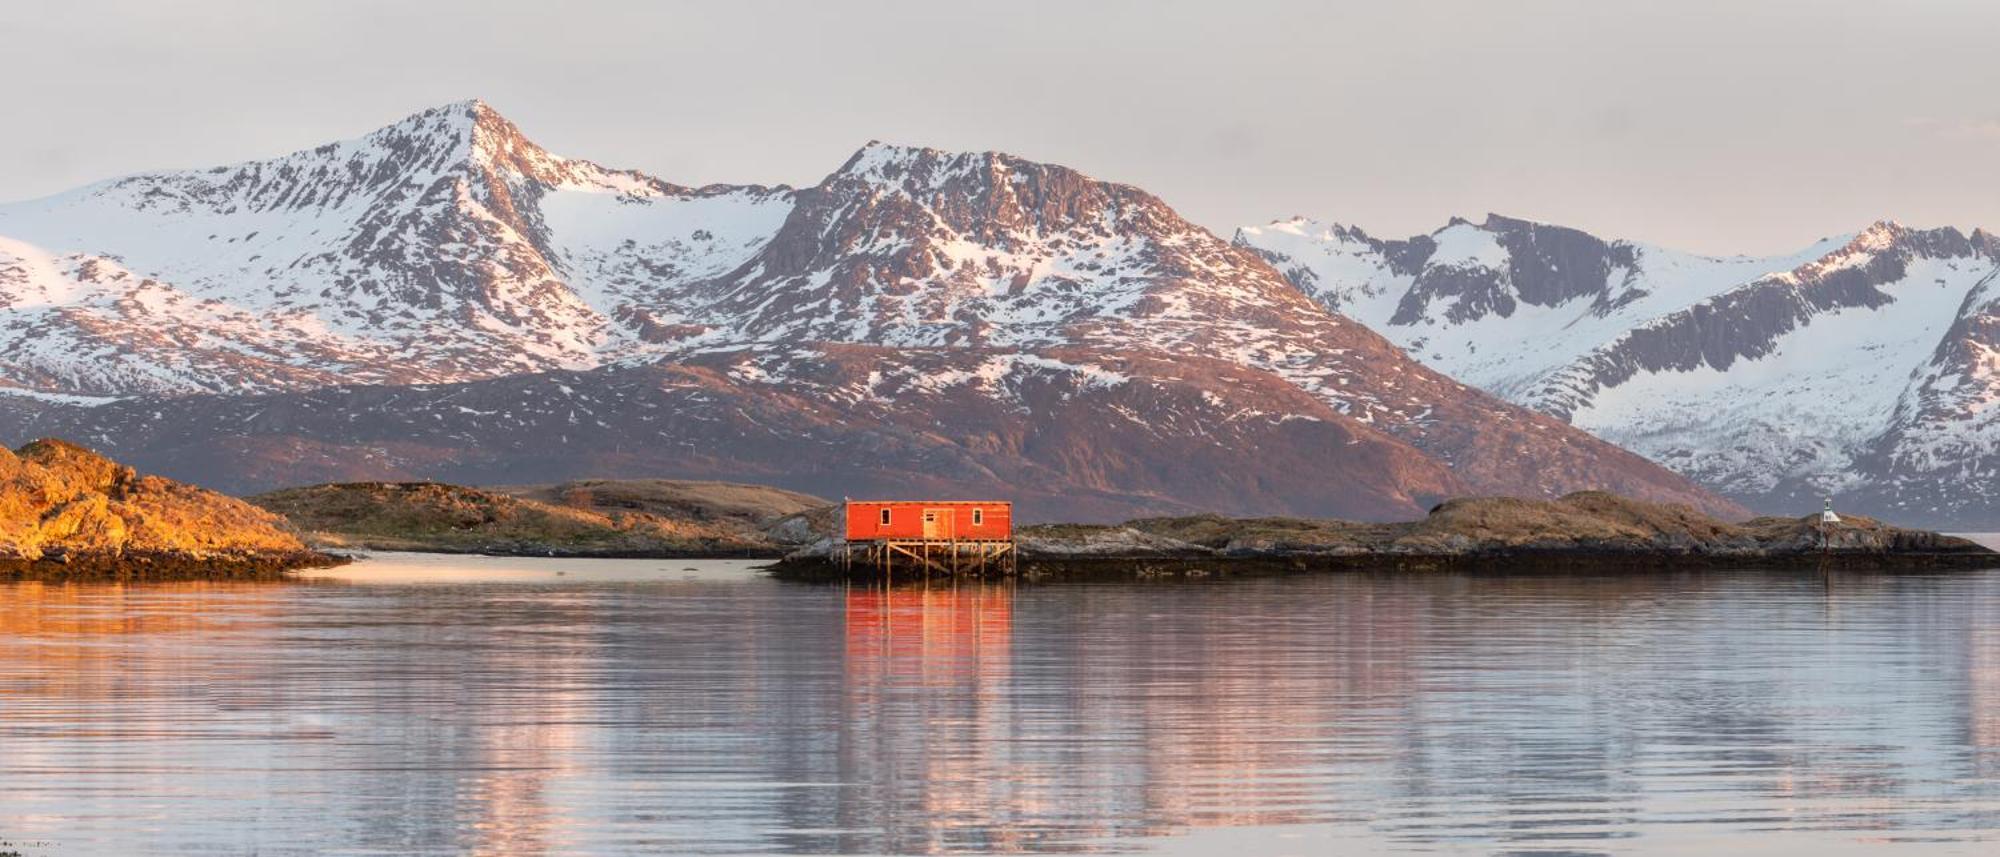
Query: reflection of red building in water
[[839, 584, 1028, 851], [843, 586, 1014, 684]]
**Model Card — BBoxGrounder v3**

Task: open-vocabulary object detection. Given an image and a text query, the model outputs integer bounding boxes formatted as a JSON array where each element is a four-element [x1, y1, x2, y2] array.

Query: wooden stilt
[[846, 538, 1019, 580]]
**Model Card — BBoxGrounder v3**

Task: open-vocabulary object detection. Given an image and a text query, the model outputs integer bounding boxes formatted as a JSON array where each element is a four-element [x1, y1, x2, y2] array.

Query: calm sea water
[[6, 551, 2000, 856]]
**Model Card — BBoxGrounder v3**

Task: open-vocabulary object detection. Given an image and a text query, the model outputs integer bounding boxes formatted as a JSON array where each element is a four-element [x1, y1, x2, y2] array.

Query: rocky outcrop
[[1014, 525, 1209, 558], [1015, 491, 1989, 562], [0, 438, 333, 576], [250, 479, 831, 557], [1385, 215, 1639, 326]]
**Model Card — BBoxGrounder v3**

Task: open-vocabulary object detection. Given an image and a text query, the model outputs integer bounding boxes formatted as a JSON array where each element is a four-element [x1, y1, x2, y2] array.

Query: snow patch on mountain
[[1428, 221, 1509, 271], [1241, 213, 2000, 524], [1238, 214, 1850, 399], [1574, 255, 1980, 493], [540, 185, 795, 336]]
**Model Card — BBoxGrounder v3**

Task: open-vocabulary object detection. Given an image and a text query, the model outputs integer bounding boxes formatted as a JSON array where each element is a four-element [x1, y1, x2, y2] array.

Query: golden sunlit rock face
[[0, 438, 316, 570]]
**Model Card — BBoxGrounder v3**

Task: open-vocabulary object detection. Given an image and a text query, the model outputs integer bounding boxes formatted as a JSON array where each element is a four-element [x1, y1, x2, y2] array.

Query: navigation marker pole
[[1819, 497, 1842, 555]]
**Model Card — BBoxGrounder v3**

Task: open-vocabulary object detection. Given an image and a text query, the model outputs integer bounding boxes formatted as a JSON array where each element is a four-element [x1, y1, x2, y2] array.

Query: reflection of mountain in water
[[5, 569, 2000, 853]]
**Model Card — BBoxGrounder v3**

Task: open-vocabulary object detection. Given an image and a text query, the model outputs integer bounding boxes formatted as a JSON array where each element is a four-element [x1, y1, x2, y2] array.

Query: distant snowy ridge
[[1237, 215, 2000, 526]]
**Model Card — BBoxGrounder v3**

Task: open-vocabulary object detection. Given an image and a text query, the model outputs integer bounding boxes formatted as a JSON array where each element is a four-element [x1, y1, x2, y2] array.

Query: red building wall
[[844, 501, 1013, 542]]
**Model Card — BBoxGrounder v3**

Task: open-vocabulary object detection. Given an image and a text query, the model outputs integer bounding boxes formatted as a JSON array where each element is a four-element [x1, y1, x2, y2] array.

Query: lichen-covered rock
[[1016, 525, 1211, 558], [1390, 492, 1765, 554], [764, 514, 823, 547], [785, 536, 835, 561], [1, 438, 322, 573]]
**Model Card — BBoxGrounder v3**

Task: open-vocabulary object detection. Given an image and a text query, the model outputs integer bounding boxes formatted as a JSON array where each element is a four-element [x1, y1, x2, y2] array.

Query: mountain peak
[[1971, 227, 2000, 257], [832, 139, 1014, 190], [1854, 219, 1907, 243], [1835, 219, 1968, 259], [1479, 212, 1555, 231], [411, 97, 494, 118], [362, 98, 541, 168], [1234, 216, 1374, 246], [404, 98, 508, 127], [344, 99, 676, 199], [817, 140, 1187, 245]]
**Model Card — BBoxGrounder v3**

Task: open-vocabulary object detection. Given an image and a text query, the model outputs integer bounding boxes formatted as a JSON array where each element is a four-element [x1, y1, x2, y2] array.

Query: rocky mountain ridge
[[0, 101, 1740, 521], [1238, 215, 2000, 527]]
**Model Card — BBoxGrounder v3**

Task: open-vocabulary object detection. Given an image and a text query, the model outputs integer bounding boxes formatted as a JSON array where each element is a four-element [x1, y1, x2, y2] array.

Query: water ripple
[[3, 559, 2000, 854]]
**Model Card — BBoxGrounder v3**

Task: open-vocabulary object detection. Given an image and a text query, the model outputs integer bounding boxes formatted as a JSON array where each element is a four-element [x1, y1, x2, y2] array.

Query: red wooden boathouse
[[839, 500, 1016, 576]]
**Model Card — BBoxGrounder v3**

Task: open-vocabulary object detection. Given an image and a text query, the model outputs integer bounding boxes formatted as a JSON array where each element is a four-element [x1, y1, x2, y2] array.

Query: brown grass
[[250, 479, 830, 556], [1030, 491, 1987, 558]]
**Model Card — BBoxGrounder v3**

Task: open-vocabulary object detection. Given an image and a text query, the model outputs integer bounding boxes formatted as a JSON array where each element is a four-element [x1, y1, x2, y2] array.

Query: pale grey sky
[[4, 0, 1996, 254]]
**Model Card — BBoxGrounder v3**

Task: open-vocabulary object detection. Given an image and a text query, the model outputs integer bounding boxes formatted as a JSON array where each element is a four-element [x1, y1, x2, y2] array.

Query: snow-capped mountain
[[1238, 215, 2000, 526], [0, 100, 794, 395], [0, 101, 1733, 521]]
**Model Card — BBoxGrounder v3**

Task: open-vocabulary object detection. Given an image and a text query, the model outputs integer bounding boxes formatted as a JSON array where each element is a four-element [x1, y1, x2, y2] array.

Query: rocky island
[[0, 439, 340, 578], [249, 479, 829, 557], [779, 491, 1995, 580]]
